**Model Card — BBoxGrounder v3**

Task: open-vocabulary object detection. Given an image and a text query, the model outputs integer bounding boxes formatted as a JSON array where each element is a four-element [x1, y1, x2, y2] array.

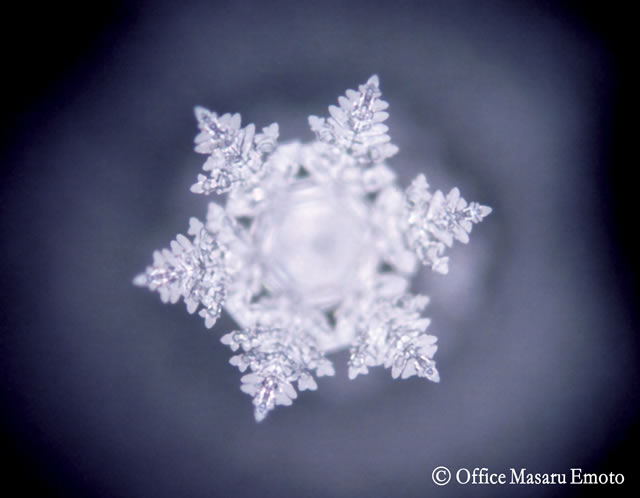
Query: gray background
[[2, 1, 636, 497]]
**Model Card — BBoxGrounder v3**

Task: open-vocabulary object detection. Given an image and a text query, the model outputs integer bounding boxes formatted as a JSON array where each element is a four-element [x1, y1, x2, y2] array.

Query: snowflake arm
[[191, 107, 279, 195], [383, 295, 439, 381], [308, 75, 398, 164], [133, 217, 228, 328], [405, 174, 492, 274], [347, 294, 439, 382], [221, 325, 335, 421]]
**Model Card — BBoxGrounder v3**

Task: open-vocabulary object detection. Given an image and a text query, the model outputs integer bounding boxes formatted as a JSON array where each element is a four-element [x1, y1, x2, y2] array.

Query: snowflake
[[134, 76, 491, 421]]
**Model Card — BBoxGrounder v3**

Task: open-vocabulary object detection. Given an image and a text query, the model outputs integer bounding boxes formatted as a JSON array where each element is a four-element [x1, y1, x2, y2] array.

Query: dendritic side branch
[[405, 174, 491, 274], [191, 107, 279, 195], [221, 325, 335, 421], [347, 293, 439, 382], [308, 75, 398, 164], [133, 218, 228, 328]]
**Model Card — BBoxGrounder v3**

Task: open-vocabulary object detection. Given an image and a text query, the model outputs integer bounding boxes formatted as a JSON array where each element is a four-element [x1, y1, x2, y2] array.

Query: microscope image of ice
[[135, 76, 491, 421]]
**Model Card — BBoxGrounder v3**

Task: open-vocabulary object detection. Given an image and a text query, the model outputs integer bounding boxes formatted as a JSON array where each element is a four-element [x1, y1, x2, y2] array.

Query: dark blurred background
[[1, 1, 636, 497]]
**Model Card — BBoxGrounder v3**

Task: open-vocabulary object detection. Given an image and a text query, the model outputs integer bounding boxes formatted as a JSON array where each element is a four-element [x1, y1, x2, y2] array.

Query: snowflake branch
[[191, 107, 278, 195], [134, 217, 228, 328], [221, 325, 335, 421], [308, 75, 398, 164], [405, 174, 491, 274], [383, 295, 439, 381], [347, 293, 439, 382]]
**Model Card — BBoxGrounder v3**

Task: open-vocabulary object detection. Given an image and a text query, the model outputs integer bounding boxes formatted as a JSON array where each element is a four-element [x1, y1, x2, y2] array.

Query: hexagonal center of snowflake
[[255, 181, 376, 308]]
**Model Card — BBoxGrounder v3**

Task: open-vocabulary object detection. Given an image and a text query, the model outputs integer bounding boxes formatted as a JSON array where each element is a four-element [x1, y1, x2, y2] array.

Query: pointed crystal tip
[[367, 74, 380, 86], [254, 403, 269, 422], [132, 273, 147, 286]]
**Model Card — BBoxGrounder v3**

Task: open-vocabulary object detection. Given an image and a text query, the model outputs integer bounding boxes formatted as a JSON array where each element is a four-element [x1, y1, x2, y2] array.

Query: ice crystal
[[308, 75, 398, 163], [191, 108, 279, 195], [135, 76, 491, 421], [405, 174, 491, 274], [221, 326, 334, 422], [346, 293, 438, 382]]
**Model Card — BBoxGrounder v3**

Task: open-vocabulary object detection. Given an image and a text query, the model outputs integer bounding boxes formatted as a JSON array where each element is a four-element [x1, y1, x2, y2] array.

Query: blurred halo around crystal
[[1, 1, 635, 498]]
